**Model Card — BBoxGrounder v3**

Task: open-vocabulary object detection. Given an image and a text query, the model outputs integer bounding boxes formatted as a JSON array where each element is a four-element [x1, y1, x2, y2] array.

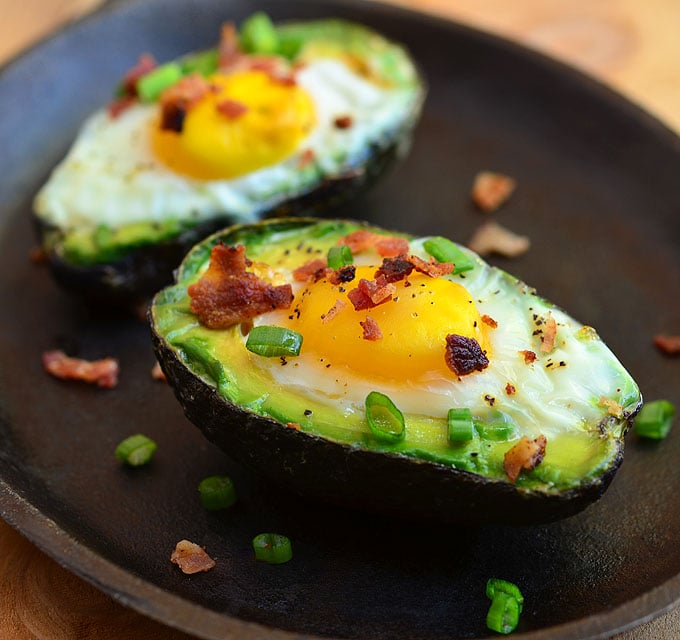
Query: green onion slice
[[240, 12, 280, 55], [198, 475, 237, 511], [448, 407, 474, 443], [486, 578, 524, 612], [486, 592, 521, 635], [423, 236, 474, 274], [327, 245, 354, 270], [252, 533, 293, 564], [246, 326, 303, 357], [634, 400, 675, 439], [136, 62, 183, 102], [179, 49, 219, 77], [115, 434, 157, 467], [365, 391, 405, 443]]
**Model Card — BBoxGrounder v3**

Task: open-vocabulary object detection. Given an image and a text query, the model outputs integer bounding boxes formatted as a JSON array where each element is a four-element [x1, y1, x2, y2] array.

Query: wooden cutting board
[[1, 1, 678, 638]]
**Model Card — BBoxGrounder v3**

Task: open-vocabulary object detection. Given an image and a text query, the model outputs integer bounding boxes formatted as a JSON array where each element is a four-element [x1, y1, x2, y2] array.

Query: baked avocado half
[[34, 14, 425, 305], [150, 218, 641, 524]]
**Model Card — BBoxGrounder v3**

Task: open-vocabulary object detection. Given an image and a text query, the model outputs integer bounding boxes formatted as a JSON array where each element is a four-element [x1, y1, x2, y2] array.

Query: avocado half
[[150, 218, 641, 524], [34, 16, 425, 306]]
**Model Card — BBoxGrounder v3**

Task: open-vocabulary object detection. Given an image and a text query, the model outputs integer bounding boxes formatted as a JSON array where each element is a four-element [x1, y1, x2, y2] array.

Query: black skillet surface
[[1, 0, 679, 638]]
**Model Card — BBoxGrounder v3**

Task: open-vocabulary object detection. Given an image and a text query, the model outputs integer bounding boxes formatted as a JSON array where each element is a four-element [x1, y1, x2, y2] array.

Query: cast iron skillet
[[0, 0, 679, 638]]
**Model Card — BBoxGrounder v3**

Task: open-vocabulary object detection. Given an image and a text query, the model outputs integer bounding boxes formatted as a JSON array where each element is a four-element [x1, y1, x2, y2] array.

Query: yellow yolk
[[151, 70, 316, 180], [276, 266, 489, 382]]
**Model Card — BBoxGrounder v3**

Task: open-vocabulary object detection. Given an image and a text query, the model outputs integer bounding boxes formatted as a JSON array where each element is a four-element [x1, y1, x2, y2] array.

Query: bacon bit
[[337, 230, 408, 257], [218, 22, 242, 70], [503, 435, 547, 483], [159, 74, 213, 132], [216, 99, 249, 119], [540, 314, 557, 353], [107, 95, 138, 119], [599, 397, 623, 418], [122, 53, 157, 95], [360, 316, 383, 341], [170, 540, 215, 574], [375, 236, 410, 258], [298, 149, 316, 168], [519, 350, 537, 364], [347, 276, 396, 311], [151, 362, 166, 382], [467, 221, 530, 258], [286, 422, 301, 431], [29, 246, 48, 264], [322, 299, 347, 324], [338, 230, 377, 254], [328, 265, 356, 285], [471, 171, 516, 212], [653, 334, 680, 356], [188, 243, 293, 329], [444, 334, 489, 376], [481, 314, 498, 329], [292, 258, 327, 283], [505, 383, 516, 396], [42, 350, 119, 389], [374, 255, 414, 283], [334, 115, 353, 129], [408, 254, 454, 278]]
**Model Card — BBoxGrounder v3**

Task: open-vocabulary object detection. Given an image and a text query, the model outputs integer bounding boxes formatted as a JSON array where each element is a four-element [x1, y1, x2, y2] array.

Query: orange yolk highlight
[[276, 266, 489, 382], [151, 70, 316, 180]]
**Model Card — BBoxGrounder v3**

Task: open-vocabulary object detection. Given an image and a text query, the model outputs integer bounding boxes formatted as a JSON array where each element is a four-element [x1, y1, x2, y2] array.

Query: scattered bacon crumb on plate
[[170, 539, 216, 574], [471, 171, 516, 212], [151, 362, 167, 381], [467, 221, 530, 258], [42, 350, 119, 388], [653, 334, 680, 356]]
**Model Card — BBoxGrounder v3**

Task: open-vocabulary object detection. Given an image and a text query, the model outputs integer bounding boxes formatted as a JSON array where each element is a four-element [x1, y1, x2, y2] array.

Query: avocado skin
[[38, 141, 400, 307], [150, 312, 624, 526]]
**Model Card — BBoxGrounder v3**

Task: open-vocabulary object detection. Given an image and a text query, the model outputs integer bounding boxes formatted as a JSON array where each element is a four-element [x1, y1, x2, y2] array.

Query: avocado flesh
[[34, 18, 425, 305], [150, 218, 641, 523]]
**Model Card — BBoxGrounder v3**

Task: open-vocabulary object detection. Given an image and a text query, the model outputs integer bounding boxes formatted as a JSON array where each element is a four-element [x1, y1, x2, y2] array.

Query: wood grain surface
[[1, 1, 679, 638]]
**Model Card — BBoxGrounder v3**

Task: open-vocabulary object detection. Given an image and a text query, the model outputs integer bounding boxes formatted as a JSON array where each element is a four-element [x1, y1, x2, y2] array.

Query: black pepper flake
[[306, 246, 314, 254], [546, 362, 554, 368], [532, 329, 543, 336], [280, 356, 288, 366], [304, 409, 313, 417], [284, 249, 290, 255], [484, 394, 496, 406], [470, 452, 478, 457], [559, 361, 566, 367], [325, 363, 331, 368]]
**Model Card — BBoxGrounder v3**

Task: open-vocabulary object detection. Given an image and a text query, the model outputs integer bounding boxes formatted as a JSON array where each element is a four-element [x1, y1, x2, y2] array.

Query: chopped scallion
[[136, 62, 183, 102], [252, 533, 292, 564], [240, 12, 280, 55], [423, 236, 474, 274], [115, 434, 157, 467], [486, 578, 524, 612], [448, 407, 474, 442], [634, 400, 675, 439], [198, 475, 237, 511], [486, 592, 521, 635], [327, 245, 353, 270], [365, 391, 405, 443], [179, 49, 219, 77], [246, 326, 303, 357]]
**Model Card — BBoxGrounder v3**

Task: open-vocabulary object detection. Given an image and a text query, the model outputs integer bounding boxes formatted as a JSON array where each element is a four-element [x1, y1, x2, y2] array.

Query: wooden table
[[1, 1, 678, 638]]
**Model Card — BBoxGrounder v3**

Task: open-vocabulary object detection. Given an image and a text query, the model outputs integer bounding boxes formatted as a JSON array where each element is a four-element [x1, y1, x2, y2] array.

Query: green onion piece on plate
[[633, 400, 675, 439], [246, 326, 303, 357], [365, 391, 405, 443], [486, 578, 524, 612], [423, 236, 474, 274], [115, 434, 157, 467], [240, 12, 280, 55], [327, 245, 353, 270], [448, 407, 474, 442], [136, 62, 183, 102], [252, 533, 293, 564], [486, 592, 521, 635], [198, 475, 237, 511]]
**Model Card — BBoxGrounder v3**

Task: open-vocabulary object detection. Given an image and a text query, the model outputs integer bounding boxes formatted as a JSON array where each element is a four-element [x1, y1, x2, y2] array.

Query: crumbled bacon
[[347, 276, 396, 311], [151, 362, 166, 382], [444, 334, 489, 376], [170, 540, 215, 574], [218, 22, 242, 70], [337, 230, 408, 257], [503, 435, 547, 483], [29, 246, 48, 264], [374, 255, 414, 283], [159, 74, 213, 132], [107, 95, 138, 119], [121, 53, 158, 95], [188, 243, 293, 329], [408, 254, 454, 278], [42, 350, 119, 389], [216, 99, 249, 119], [653, 334, 680, 355], [322, 299, 347, 324], [519, 350, 537, 364], [292, 258, 327, 283], [471, 171, 516, 212], [360, 316, 383, 341], [599, 397, 623, 418], [505, 383, 516, 395], [540, 314, 557, 353], [467, 221, 530, 258], [286, 422, 301, 430], [375, 236, 410, 258], [338, 230, 376, 254], [298, 149, 316, 168], [334, 115, 353, 129], [481, 314, 498, 329], [328, 265, 356, 285]]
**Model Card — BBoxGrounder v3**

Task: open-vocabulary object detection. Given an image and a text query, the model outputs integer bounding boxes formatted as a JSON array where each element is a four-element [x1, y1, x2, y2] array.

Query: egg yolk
[[277, 266, 490, 383], [151, 70, 316, 180]]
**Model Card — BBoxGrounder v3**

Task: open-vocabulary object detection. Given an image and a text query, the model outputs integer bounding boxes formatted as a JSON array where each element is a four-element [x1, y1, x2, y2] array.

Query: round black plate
[[0, 1, 679, 639]]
